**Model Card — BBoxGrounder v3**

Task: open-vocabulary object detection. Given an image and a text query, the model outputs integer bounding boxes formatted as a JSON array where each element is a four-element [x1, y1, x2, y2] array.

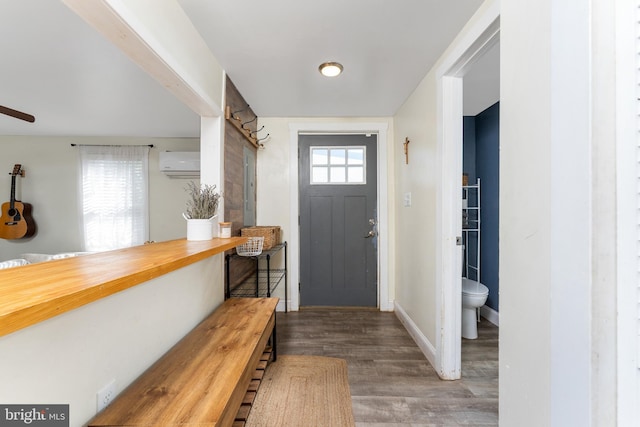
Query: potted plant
[[182, 181, 221, 240]]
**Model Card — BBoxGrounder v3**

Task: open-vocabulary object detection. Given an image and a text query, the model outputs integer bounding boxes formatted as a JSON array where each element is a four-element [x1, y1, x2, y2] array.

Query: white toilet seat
[[462, 278, 488, 296]]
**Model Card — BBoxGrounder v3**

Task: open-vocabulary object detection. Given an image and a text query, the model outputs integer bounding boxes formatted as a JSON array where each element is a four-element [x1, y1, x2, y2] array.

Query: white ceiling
[[0, 0, 496, 137], [463, 41, 500, 116]]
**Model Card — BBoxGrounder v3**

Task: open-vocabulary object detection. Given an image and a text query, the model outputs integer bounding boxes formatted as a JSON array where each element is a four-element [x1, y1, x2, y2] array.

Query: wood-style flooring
[[276, 308, 498, 426]]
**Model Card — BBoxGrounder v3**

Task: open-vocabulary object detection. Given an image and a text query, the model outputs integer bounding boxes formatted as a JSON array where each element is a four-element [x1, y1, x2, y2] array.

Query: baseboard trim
[[480, 305, 499, 326], [394, 301, 437, 368]]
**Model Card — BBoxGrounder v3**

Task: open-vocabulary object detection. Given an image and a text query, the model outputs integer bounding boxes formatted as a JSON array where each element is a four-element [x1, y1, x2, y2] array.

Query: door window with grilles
[[310, 146, 366, 185]]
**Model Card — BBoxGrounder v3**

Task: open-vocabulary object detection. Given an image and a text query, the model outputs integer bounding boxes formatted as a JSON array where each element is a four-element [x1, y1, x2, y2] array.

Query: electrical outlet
[[97, 380, 116, 412]]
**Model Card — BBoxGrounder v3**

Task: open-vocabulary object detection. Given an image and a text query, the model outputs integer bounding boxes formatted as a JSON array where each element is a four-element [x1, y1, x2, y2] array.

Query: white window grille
[[310, 146, 366, 185]]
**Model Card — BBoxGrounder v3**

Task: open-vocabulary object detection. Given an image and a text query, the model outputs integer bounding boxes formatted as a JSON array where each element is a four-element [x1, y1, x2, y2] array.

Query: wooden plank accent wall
[[224, 76, 257, 288]]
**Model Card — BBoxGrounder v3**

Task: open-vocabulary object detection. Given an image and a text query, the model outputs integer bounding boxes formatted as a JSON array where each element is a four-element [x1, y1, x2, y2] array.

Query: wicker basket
[[236, 237, 264, 256], [241, 226, 281, 250]]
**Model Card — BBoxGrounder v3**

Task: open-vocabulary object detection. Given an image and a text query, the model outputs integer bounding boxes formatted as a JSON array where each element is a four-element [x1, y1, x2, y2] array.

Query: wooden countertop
[[0, 237, 246, 338]]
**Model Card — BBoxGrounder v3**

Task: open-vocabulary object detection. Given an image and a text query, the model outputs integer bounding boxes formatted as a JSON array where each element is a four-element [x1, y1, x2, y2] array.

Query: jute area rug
[[245, 355, 356, 427]]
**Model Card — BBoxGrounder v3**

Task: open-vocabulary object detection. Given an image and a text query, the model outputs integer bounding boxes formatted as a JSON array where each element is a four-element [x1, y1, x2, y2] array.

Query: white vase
[[185, 216, 216, 241]]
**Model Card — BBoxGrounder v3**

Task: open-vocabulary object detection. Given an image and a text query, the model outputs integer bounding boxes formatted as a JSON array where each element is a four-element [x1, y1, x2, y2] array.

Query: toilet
[[461, 278, 489, 339]]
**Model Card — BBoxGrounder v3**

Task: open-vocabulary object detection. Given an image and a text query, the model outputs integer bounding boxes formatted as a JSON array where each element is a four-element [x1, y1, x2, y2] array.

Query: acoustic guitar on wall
[[0, 164, 35, 239]]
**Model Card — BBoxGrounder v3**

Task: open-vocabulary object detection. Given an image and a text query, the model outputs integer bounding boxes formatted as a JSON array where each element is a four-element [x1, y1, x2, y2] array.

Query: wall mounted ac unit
[[159, 151, 200, 178]]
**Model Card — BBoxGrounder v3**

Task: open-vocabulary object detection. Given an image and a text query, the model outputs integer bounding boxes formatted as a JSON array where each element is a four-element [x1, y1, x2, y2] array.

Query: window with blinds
[[78, 145, 150, 252]]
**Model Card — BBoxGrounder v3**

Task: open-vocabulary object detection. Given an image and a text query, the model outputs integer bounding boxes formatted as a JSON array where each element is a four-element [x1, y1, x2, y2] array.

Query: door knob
[[364, 230, 376, 238]]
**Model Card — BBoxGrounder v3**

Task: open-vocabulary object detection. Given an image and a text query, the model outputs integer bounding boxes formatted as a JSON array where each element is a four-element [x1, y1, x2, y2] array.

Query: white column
[[200, 116, 225, 219]]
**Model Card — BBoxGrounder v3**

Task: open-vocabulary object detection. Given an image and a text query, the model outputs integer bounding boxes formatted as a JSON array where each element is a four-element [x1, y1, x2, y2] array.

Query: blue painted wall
[[463, 102, 499, 311], [463, 116, 476, 182]]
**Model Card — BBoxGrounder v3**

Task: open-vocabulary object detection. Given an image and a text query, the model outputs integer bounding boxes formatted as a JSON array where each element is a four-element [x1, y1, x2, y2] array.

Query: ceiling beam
[[62, 0, 224, 117]]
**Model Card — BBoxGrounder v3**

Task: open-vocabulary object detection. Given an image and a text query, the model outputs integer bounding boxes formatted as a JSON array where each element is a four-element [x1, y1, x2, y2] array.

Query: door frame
[[436, 9, 500, 378], [288, 122, 390, 312]]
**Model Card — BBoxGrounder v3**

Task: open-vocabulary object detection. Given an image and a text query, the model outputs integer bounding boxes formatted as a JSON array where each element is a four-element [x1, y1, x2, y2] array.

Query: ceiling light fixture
[[318, 62, 343, 77]]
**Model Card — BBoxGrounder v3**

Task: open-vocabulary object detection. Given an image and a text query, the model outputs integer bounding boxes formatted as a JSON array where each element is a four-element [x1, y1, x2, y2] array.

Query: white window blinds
[[78, 145, 150, 252]]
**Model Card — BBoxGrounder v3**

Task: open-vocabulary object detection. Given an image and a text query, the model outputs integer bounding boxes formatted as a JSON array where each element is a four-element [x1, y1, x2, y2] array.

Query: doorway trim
[[436, 6, 500, 379], [288, 122, 390, 312]]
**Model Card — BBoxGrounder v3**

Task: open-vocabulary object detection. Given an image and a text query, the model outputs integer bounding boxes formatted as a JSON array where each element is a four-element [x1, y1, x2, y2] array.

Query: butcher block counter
[[0, 237, 246, 338]]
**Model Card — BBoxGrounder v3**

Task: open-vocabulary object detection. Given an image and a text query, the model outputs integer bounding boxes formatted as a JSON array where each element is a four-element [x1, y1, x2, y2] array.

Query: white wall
[[499, 1, 553, 423], [392, 0, 498, 365], [612, 0, 640, 423], [0, 136, 199, 261], [0, 256, 224, 426], [255, 117, 395, 311], [500, 0, 632, 425], [393, 78, 439, 348]]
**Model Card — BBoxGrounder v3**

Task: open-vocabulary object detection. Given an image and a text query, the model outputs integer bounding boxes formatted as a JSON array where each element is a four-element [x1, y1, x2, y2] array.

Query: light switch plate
[[404, 192, 412, 207]]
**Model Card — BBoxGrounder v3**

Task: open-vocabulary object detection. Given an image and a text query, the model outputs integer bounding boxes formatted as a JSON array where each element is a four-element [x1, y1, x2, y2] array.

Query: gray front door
[[298, 134, 378, 307]]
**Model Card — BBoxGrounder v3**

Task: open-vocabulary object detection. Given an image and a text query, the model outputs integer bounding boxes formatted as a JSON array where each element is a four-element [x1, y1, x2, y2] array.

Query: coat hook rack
[[232, 104, 250, 118], [241, 116, 257, 129], [250, 126, 265, 137], [225, 106, 268, 149], [257, 134, 271, 149]]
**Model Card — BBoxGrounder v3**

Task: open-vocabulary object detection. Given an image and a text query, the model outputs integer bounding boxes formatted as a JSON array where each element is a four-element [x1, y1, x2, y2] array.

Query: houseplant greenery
[[183, 181, 221, 219], [183, 182, 221, 241]]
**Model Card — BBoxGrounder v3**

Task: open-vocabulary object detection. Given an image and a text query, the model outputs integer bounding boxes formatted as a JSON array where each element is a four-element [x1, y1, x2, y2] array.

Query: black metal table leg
[[266, 253, 271, 297], [272, 314, 277, 361], [225, 254, 230, 299]]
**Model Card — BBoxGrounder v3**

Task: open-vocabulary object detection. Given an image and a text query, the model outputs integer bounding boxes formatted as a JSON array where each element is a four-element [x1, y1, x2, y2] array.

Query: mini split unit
[[159, 151, 200, 178]]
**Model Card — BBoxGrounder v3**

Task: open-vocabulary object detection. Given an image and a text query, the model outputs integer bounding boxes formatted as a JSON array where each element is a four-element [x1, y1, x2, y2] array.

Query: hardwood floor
[[276, 308, 498, 426]]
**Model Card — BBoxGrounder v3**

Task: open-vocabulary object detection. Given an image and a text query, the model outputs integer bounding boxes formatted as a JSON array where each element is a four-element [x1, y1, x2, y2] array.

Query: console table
[[225, 241, 287, 312]]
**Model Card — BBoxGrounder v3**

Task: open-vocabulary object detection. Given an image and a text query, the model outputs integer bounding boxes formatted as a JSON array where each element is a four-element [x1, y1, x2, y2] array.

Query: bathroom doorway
[[462, 40, 500, 327], [435, 14, 499, 379], [460, 40, 500, 372]]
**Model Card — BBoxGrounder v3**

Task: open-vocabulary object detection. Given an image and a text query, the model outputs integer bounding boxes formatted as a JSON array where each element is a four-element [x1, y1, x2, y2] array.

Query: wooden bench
[[88, 297, 279, 427]]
